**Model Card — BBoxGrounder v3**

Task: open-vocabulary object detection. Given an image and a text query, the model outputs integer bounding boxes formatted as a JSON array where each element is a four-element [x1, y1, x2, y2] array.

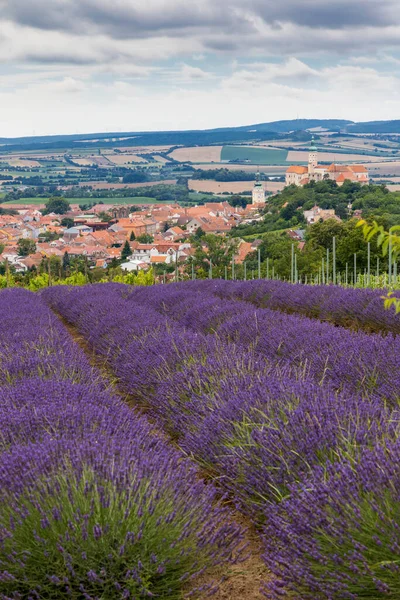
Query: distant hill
[[1, 118, 400, 153], [346, 120, 400, 134], [224, 119, 353, 133]]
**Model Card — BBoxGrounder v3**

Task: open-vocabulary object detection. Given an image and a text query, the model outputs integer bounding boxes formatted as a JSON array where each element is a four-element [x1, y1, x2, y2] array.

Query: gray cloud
[[251, 0, 398, 29], [23, 52, 100, 65], [0, 0, 399, 71], [1, 1, 239, 38], [3, 0, 399, 41]]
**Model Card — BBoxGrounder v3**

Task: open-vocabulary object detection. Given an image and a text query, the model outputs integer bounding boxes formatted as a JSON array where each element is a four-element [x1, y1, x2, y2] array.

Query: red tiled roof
[[349, 165, 368, 173], [286, 166, 308, 174]]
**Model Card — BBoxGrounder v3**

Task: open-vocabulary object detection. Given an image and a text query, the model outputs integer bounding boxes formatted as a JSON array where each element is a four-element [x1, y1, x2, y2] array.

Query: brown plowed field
[[169, 146, 223, 163]]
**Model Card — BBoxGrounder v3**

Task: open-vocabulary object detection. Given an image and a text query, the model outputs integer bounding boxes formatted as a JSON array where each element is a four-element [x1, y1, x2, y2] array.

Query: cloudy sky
[[1, 0, 400, 137]]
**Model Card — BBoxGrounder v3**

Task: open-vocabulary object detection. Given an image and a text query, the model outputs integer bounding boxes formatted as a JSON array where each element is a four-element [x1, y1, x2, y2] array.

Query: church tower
[[252, 171, 266, 206], [308, 136, 318, 178]]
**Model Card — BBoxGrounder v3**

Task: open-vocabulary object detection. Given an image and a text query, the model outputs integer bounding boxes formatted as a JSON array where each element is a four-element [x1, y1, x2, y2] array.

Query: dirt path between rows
[[57, 315, 270, 599]]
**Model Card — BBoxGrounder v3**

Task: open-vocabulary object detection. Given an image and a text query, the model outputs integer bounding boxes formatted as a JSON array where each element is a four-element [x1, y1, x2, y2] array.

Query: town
[[0, 140, 375, 284], [0, 184, 267, 280]]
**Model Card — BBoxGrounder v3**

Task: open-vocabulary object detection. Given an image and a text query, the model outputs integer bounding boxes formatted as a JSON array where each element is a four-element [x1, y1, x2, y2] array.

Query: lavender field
[[1, 280, 400, 599]]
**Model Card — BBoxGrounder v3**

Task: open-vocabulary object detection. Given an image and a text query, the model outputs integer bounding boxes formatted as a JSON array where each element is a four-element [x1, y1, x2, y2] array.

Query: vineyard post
[[294, 253, 298, 284], [5, 258, 9, 287], [258, 248, 261, 280], [354, 253, 357, 286], [192, 262, 195, 281], [346, 263, 348, 286], [267, 258, 269, 279], [209, 259, 213, 280], [232, 255, 235, 281], [244, 262, 247, 281], [367, 242, 371, 286], [291, 244, 294, 284], [326, 248, 330, 284], [322, 257, 325, 285], [389, 235, 393, 285], [333, 236, 336, 285]]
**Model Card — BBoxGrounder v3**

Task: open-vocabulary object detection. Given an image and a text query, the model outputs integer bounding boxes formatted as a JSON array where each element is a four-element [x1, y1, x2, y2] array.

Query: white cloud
[[1, 0, 400, 135], [1, 59, 399, 137], [177, 64, 212, 81]]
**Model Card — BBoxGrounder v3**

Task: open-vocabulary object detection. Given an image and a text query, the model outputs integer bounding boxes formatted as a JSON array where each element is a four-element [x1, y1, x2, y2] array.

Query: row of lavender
[[0, 289, 243, 599], [133, 280, 400, 404], [209, 279, 400, 335], [43, 282, 400, 598]]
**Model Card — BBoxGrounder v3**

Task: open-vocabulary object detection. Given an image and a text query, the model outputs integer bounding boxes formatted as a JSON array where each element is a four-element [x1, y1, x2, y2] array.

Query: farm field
[[6, 158, 42, 167], [221, 146, 289, 164], [168, 145, 223, 163], [368, 161, 400, 176], [188, 191, 220, 201], [189, 179, 285, 194], [192, 163, 288, 175], [287, 150, 389, 163], [189, 179, 256, 194], [0, 290, 247, 599], [1, 278, 392, 599], [79, 179, 177, 190], [106, 153, 148, 165]]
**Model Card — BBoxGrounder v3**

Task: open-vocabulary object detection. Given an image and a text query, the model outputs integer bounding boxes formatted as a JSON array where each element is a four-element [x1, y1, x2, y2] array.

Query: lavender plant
[[42, 281, 400, 599], [0, 437, 243, 599], [263, 441, 400, 599], [0, 289, 245, 598]]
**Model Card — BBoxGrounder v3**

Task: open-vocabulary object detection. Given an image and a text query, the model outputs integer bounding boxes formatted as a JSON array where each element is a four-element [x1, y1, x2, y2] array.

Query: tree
[[121, 240, 133, 261], [38, 231, 60, 243], [61, 217, 74, 229], [17, 238, 36, 257], [122, 170, 148, 184], [194, 227, 205, 239], [306, 219, 346, 251], [40, 255, 62, 279], [130, 231, 136, 241], [190, 234, 239, 278], [137, 234, 154, 244], [228, 195, 251, 209], [62, 251, 71, 274], [98, 212, 112, 223], [42, 197, 71, 215]]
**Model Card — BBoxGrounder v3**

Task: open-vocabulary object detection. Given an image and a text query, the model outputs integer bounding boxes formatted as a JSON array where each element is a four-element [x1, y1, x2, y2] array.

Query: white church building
[[252, 173, 266, 206], [286, 138, 369, 187]]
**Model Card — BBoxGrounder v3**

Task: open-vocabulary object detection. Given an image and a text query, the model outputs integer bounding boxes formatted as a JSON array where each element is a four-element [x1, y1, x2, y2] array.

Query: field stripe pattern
[[42, 281, 400, 599]]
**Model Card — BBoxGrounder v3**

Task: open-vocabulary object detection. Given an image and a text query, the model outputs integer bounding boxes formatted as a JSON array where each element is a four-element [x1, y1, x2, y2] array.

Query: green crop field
[[188, 192, 220, 201], [221, 146, 289, 165]]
